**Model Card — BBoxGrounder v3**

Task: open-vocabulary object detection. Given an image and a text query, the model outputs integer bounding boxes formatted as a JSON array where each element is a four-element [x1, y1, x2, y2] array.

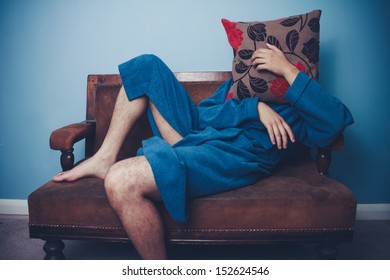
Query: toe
[[53, 172, 66, 182]]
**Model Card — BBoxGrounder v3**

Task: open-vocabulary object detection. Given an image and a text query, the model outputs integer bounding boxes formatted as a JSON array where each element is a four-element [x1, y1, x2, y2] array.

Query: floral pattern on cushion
[[222, 10, 321, 103]]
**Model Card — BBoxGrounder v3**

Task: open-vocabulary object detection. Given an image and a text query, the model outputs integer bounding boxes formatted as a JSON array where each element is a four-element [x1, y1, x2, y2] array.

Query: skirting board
[[0, 199, 389, 220], [0, 199, 29, 215]]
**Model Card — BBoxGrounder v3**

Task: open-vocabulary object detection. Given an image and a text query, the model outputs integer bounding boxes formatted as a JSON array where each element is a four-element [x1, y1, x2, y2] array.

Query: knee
[[135, 54, 168, 73], [104, 163, 133, 203], [140, 54, 163, 65], [105, 161, 149, 203]]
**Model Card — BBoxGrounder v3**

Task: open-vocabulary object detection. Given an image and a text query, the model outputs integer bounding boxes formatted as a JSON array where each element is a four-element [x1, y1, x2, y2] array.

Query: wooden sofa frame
[[28, 72, 356, 259]]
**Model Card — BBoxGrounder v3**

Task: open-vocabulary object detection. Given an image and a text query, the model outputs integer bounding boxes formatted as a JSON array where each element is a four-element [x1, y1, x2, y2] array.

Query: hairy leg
[[102, 104, 183, 259], [52, 87, 184, 182], [104, 156, 166, 260], [53, 87, 148, 182], [149, 101, 183, 146]]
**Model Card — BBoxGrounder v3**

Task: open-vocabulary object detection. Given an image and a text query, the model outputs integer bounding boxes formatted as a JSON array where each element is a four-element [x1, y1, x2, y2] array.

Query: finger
[[277, 122, 289, 149], [252, 48, 272, 61], [266, 125, 276, 146], [275, 120, 289, 149], [255, 63, 268, 72], [254, 47, 273, 54], [266, 43, 282, 54], [266, 43, 278, 50], [282, 122, 295, 143], [252, 57, 267, 66], [272, 124, 282, 149]]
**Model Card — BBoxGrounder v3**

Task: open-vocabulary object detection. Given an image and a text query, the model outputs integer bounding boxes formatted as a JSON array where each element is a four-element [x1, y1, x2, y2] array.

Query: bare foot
[[52, 154, 115, 182]]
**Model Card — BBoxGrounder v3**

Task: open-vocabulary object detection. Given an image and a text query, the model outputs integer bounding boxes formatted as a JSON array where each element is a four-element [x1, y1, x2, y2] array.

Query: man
[[53, 44, 353, 259]]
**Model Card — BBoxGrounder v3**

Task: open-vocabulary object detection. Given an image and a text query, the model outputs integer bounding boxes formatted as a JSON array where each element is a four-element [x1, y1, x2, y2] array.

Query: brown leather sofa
[[28, 72, 356, 259]]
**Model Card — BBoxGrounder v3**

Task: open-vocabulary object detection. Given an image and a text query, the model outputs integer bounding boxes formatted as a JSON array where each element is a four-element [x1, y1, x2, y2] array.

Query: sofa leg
[[43, 239, 65, 260], [316, 242, 338, 259]]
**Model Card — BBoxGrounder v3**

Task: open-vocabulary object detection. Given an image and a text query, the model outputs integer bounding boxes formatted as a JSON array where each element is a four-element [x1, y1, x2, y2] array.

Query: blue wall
[[1, 0, 389, 204]]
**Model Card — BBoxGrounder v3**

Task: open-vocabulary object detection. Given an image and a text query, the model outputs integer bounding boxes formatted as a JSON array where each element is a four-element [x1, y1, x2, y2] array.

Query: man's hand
[[258, 102, 295, 149], [251, 43, 299, 85]]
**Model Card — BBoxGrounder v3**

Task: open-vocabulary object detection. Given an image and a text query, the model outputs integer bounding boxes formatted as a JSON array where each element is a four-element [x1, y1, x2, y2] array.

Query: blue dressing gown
[[118, 54, 354, 223]]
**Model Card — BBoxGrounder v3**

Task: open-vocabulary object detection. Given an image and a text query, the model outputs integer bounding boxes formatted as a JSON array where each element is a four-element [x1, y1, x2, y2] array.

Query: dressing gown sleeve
[[284, 72, 354, 148], [198, 79, 259, 130]]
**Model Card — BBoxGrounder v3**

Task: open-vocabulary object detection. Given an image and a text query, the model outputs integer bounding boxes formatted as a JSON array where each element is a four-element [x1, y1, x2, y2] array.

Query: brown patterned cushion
[[222, 10, 321, 103]]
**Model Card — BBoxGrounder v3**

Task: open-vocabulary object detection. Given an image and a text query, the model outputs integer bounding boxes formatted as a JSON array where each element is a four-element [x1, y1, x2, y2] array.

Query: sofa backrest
[[85, 72, 232, 160]]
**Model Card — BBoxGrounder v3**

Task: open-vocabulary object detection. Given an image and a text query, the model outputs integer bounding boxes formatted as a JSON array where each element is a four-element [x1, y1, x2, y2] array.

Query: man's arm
[[253, 43, 353, 148], [252, 43, 298, 149], [284, 72, 354, 148]]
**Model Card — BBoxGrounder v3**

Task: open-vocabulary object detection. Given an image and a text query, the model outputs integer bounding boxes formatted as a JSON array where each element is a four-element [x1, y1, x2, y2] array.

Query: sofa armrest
[[316, 134, 344, 175], [50, 121, 96, 171], [50, 121, 95, 150]]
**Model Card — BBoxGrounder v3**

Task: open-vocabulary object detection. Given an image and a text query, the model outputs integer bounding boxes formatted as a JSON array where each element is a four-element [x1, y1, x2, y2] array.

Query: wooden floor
[[1, 215, 389, 260]]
